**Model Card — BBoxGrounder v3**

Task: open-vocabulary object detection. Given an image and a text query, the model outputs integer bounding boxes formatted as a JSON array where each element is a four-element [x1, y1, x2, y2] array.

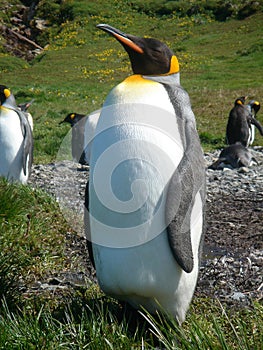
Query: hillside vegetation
[[0, 0, 263, 162]]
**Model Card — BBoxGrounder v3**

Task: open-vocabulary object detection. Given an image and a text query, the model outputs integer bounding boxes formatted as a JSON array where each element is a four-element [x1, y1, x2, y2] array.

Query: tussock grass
[[0, 179, 70, 295], [0, 294, 262, 349], [140, 299, 263, 349]]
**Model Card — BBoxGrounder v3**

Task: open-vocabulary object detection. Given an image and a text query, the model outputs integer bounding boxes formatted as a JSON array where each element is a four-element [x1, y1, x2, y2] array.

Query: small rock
[[231, 292, 246, 301]]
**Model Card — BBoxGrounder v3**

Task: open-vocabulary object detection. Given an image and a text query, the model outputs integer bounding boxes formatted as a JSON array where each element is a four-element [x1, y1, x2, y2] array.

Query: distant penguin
[[85, 24, 206, 323], [209, 142, 253, 170], [226, 96, 252, 146], [0, 85, 33, 183], [60, 112, 88, 165], [18, 99, 34, 131], [60, 110, 100, 165], [246, 100, 263, 145]]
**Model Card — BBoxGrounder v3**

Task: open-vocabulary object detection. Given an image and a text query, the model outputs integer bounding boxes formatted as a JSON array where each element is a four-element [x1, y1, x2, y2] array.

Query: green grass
[[0, 180, 70, 286], [0, 271, 262, 350], [1, 1, 263, 348]]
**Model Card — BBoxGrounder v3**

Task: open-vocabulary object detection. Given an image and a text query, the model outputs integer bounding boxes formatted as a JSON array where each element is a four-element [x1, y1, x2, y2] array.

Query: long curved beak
[[96, 24, 144, 54]]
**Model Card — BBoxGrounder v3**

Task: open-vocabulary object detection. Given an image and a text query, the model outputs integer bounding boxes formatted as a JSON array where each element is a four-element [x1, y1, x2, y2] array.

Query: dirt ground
[[26, 162, 263, 307], [205, 192, 262, 253], [196, 190, 263, 303]]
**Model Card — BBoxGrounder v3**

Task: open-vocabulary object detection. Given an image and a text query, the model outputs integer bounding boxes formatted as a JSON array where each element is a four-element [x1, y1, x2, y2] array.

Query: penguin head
[[248, 100, 260, 115], [96, 24, 179, 76], [0, 85, 17, 109], [234, 96, 247, 106], [18, 99, 34, 112], [59, 113, 85, 127]]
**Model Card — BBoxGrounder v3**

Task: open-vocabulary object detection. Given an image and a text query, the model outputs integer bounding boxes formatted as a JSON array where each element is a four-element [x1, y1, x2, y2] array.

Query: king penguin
[[246, 100, 263, 145], [0, 85, 33, 184], [60, 110, 101, 165], [209, 142, 253, 170], [18, 99, 34, 131], [60, 112, 88, 165], [226, 96, 253, 147], [85, 24, 206, 323]]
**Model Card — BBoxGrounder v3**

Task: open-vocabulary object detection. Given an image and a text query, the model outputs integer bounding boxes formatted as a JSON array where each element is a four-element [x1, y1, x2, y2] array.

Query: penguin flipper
[[166, 123, 205, 273], [16, 110, 33, 176], [166, 155, 195, 273], [161, 85, 205, 273], [84, 180, 95, 267], [251, 117, 263, 136]]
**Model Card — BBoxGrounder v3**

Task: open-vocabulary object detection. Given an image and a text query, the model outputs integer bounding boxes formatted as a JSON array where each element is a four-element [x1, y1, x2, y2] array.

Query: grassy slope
[[0, 1, 263, 348], [0, 2, 263, 162]]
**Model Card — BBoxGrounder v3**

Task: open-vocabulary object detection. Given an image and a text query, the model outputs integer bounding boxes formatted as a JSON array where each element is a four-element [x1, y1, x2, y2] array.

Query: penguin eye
[[152, 47, 162, 53], [150, 46, 163, 55]]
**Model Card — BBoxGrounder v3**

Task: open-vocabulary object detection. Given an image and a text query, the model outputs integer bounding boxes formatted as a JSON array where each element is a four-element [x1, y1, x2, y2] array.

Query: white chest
[[90, 79, 184, 247], [0, 108, 24, 178]]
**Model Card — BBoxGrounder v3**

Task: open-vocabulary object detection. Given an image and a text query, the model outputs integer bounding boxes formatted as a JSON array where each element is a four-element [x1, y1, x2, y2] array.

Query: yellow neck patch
[[123, 75, 157, 84], [237, 100, 243, 105]]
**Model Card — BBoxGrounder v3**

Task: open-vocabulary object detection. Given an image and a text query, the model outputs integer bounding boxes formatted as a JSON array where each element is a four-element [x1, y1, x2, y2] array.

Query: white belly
[[90, 82, 183, 248], [249, 125, 255, 145], [0, 108, 26, 183]]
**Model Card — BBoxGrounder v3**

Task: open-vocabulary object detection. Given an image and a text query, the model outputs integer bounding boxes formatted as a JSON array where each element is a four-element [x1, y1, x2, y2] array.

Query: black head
[[59, 113, 86, 126], [0, 85, 11, 105], [96, 24, 179, 76], [249, 100, 260, 115], [18, 99, 34, 112], [234, 96, 247, 106]]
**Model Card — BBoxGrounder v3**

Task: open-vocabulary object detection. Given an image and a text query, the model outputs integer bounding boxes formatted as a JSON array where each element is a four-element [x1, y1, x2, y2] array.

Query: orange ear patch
[[168, 56, 179, 74], [4, 88, 11, 98], [70, 113, 75, 119]]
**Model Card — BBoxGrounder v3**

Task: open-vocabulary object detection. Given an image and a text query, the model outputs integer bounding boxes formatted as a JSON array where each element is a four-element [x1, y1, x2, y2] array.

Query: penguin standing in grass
[[0, 85, 33, 184], [18, 99, 34, 131], [85, 24, 206, 323], [246, 100, 262, 145]]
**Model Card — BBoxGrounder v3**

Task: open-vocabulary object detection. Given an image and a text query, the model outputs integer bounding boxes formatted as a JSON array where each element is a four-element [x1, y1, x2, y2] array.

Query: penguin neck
[[0, 105, 12, 112], [142, 72, 180, 85], [3, 94, 18, 110], [121, 72, 180, 87], [123, 72, 180, 86]]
